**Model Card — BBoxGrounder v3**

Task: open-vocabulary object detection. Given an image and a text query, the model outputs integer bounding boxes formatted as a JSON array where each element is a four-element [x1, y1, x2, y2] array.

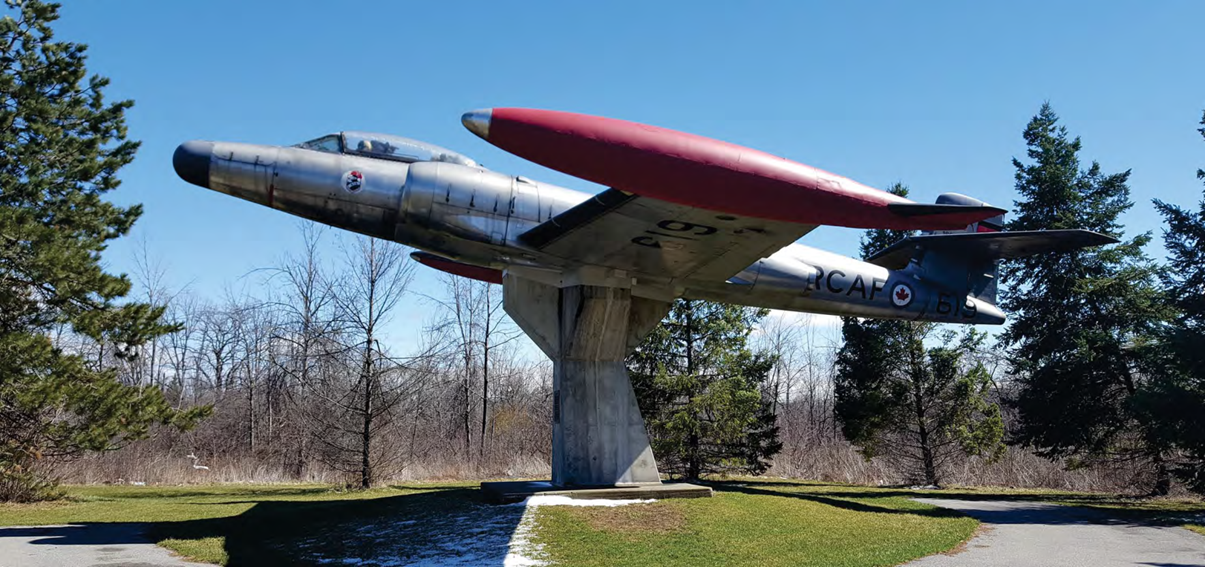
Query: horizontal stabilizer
[[868, 229, 1119, 269]]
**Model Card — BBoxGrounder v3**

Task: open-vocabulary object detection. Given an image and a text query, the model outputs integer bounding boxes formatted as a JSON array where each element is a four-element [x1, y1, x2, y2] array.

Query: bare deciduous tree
[[312, 237, 417, 488]]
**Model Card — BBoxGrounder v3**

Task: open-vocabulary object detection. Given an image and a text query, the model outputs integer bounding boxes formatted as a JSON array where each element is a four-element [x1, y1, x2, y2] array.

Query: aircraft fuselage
[[175, 138, 1004, 325]]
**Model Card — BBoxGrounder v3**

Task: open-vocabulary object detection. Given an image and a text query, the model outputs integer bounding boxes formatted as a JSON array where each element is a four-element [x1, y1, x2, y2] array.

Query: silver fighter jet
[[173, 117, 1114, 327]]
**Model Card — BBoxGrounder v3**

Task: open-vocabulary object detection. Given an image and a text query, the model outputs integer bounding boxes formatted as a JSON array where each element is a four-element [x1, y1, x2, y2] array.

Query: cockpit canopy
[[294, 131, 478, 168]]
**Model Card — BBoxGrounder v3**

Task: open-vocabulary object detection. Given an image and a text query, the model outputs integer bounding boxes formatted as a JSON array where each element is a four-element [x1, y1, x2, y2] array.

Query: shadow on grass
[[821, 489, 1121, 504], [387, 484, 473, 492], [707, 480, 1196, 528], [707, 481, 966, 519], [818, 490, 1199, 525], [152, 487, 510, 565], [709, 479, 1155, 504], [4, 487, 526, 566]]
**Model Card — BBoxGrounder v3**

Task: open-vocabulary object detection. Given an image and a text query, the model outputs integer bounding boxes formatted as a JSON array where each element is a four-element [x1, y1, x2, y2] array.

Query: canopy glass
[[294, 132, 478, 167]]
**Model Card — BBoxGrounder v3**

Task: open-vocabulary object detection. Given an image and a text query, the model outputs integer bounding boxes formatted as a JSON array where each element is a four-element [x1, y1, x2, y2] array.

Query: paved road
[[0, 523, 215, 567], [907, 498, 1205, 567]]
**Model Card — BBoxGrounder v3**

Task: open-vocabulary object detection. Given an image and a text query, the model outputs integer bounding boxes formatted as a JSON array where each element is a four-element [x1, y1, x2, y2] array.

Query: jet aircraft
[[172, 108, 1114, 327]]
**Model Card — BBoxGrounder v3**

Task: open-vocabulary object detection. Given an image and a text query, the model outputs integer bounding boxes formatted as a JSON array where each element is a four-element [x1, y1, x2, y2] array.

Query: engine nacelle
[[399, 161, 514, 246], [398, 162, 587, 259]]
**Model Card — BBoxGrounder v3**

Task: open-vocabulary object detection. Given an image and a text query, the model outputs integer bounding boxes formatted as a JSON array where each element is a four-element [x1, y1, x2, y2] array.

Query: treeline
[[55, 259, 1127, 493], [58, 246, 1149, 495], [56, 226, 553, 489], [831, 105, 1205, 495]]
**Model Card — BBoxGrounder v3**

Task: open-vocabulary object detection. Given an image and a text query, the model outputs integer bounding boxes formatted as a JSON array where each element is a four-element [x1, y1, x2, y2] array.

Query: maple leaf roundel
[[891, 283, 913, 308]]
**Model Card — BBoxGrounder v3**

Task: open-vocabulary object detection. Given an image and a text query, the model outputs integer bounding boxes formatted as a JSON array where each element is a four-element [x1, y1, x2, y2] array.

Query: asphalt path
[[0, 523, 215, 567], [906, 498, 1205, 567]]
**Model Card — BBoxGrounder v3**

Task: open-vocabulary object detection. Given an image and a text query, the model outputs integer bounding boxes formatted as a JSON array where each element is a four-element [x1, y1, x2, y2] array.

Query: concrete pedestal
[[502, 275, 670, 488]]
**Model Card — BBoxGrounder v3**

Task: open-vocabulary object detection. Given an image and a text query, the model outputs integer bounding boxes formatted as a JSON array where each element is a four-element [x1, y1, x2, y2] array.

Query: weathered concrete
[[481, 480, 712, 504], [503, 274, 670, 488], [906, 498, 1205, 567]]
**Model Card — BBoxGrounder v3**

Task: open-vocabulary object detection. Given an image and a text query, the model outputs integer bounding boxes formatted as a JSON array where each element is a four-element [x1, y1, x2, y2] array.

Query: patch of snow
[[522, 495, 655, 508], [354, 520, 413, 535], [1172, 513, 1205, 525], [502, 507, 543, 567]]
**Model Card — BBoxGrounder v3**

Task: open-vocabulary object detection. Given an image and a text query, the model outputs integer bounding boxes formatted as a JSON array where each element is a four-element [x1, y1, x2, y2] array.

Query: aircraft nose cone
[[173, 140, 214, 188], [461, 109, 492, 140]]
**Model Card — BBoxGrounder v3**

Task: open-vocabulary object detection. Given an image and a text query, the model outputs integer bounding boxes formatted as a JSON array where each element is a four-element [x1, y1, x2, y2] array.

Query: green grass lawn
[[0, 479, 1201, 566], [532, 482, 975, 567]]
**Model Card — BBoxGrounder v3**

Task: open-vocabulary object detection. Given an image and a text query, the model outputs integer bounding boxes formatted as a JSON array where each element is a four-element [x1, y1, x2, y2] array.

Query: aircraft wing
[[520, 188, 816, 282]]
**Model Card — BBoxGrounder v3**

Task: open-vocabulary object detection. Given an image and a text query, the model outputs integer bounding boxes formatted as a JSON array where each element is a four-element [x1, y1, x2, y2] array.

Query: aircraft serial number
[[631, 220, 718, 248], [936, 292, 978, 319]]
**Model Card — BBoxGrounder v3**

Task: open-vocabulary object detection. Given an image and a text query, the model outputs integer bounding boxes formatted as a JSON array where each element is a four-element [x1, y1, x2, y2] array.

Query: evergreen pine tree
[[835, 324, 1003, 485], [834, 183, 1004, 485], [859, 182, 915, 256], [628, 300, 781, 480], [1141, 110, 1205, 493], [0, 0, 206, 501], [1000, 103, 1172, 493]]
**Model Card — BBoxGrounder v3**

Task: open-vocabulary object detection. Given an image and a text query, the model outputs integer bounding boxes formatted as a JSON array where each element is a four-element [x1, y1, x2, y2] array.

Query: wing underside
[[519, 188, 816, 282]]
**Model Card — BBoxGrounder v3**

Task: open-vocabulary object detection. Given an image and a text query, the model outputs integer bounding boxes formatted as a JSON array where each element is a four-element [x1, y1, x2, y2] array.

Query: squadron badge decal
[[342, 170, 364, 193], [891, 283, 913, 308]]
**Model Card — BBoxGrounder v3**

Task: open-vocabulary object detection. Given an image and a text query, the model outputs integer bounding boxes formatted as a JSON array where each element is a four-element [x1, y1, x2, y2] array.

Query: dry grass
[[51, 450, 552, 486], [573, 503, 689, 536]]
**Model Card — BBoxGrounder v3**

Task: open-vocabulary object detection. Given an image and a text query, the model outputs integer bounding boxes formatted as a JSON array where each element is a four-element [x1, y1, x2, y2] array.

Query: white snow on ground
[[1173, 513, 1205, 525], [301, 494, 655, 567], [522, 495, 655, 508]]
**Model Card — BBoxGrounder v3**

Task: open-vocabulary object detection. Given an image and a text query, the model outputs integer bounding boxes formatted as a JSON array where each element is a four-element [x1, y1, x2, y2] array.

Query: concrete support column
[[503, 274, 670, 487]]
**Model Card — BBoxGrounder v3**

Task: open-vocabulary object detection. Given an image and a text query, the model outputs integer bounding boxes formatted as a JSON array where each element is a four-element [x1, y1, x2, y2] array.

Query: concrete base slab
[[481, 480, 713, 505]]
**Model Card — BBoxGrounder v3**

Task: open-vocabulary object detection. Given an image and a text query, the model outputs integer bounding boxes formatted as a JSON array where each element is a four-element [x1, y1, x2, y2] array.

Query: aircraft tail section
[[868, 193, 1117, 305]]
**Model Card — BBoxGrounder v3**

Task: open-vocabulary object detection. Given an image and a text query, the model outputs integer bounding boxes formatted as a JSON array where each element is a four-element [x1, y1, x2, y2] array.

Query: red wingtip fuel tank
[[461, 108, 1003, 230], [411, 252, 503, 285]]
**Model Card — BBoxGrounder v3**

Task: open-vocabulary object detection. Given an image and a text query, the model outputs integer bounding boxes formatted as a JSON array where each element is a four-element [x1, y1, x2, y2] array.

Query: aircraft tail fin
[[868, 193, 1116, 305]]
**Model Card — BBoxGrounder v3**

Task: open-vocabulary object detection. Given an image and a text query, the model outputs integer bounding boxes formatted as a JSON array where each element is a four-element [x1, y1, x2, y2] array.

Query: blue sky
[[51, 1, 1205, 351]]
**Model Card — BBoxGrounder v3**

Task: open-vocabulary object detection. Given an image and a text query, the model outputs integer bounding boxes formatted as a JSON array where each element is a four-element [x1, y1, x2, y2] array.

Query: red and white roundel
[[891, 283, 913, 308], [342, 170, 364, 193]]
